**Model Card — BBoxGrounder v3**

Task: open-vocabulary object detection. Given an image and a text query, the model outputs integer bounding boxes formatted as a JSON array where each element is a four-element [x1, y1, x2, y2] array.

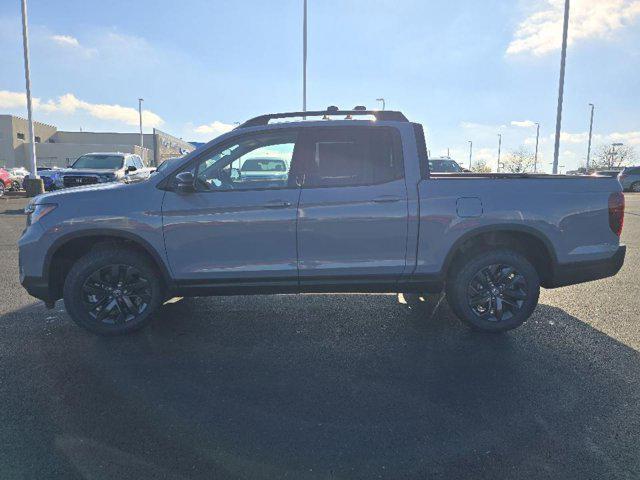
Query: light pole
[[20, 0, 43, 196], [468, 141, 473, 170], [586, 103, 595, 171], [376, 98, 386, 111], [552, 0, 570, 174], [303, 0, 307, 113], [610, 143, 623, 169], [497, 134, 502, 173], [138, 98, 144, 153], [534, 122, 540, 172]]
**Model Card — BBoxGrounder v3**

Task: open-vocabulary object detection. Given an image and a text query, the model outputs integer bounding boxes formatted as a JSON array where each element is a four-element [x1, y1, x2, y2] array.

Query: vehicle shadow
[[1, 295, 639, 479]]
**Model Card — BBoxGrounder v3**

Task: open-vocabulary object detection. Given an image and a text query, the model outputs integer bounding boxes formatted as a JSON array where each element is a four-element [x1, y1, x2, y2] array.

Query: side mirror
[[230, 167, 240, 180], [174, 171, 195, 193], [127, 165, 137, 173]]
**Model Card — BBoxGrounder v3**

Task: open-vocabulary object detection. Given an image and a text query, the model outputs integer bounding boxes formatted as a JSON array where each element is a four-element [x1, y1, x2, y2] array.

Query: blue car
[[24, 167, 61, 191]]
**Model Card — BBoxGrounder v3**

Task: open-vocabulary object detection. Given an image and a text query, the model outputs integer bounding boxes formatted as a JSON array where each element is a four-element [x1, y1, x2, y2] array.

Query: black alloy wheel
[[81, 264, 152, 325], [467, 264, 528, 323]]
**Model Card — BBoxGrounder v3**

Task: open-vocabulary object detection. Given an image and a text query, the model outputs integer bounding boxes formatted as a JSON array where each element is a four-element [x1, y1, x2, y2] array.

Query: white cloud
[[507, 0, 640, 56], [560, 131, 590, 143], [0, 90, 28, 109], [511, 120, 537, 128], [50, 34, 79, 47], [194, 121, 235, 138], [0, 90, 163, 128], [49, 34, 97, 58], [608, 130, 640, 145]]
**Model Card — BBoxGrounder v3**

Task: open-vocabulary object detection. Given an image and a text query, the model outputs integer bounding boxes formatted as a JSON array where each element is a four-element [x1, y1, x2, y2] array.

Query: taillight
[[608, 192, 625, 237]]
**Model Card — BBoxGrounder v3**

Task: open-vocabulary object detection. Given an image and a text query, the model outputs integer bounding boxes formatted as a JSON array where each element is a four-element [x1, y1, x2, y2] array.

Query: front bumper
[[546, 245, 626, 288]]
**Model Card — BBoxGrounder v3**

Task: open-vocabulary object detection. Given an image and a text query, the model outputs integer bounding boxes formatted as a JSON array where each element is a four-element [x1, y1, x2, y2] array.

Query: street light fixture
[[20, 0, 44, 196], [534, 123, 540, 172], [497, 134, 502, 173], [552, 0, 571, 174], [586, 103, 595, 171], [610, 142, 624, 169], [138, 98, 144, 152], [376, 98, 386, 111], [303, 0, 307, 114]]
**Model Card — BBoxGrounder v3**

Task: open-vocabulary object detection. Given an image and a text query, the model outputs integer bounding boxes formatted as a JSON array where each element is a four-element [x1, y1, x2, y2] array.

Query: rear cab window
[[294, 126, 404, 188]]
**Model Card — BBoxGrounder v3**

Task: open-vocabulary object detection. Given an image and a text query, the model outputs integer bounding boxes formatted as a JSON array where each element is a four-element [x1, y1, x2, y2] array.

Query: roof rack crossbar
[[237, 109, 408, 129]]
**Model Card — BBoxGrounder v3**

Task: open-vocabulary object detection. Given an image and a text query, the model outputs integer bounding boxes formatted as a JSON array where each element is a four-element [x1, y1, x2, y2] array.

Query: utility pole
[[534, 123, 540, 172], [20, 0, 43, 196], [497, 134, 502, 173], [552, 0, 570, 174], [302, 0, 307, 114], [138, 98, 144, 152], [586, 103, 595, 171], [468, 141, 473, 170], [447, 147, 450, 158], [376, 98, 386, 111]]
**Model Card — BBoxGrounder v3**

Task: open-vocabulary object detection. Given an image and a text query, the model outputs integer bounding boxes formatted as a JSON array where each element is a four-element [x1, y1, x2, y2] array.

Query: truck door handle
[[373, 195, 402, 203], [262, 201, 292, 209]]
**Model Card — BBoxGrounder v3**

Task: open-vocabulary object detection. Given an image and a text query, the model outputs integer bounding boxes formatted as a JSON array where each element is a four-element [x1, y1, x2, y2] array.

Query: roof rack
[[237, 106, 409, 129]]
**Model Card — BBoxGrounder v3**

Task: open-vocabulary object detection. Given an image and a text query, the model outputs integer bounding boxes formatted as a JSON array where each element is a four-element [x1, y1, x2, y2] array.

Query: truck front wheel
[[63, 247, 163, 336], [446, 249, 540, 332]]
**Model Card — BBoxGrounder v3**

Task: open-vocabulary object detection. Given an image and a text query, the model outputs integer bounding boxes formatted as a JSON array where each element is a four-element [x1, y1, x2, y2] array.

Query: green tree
[[502, 146, 535, 173]]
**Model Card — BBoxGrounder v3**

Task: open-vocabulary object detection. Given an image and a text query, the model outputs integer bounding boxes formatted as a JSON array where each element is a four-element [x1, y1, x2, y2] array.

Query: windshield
[[429, 159, 462, 172], [72, 154, 123, 170], [241, 159, 287, 172]]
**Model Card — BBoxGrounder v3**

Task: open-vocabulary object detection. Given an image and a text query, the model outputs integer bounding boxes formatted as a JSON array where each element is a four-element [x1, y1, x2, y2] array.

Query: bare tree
[[591, 144, 637, 170], [471, 158, 492, 173], [502, 146, 535, 173]]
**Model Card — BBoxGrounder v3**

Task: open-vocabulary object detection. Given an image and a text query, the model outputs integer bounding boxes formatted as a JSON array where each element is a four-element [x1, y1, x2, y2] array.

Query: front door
[[294, 126, 409, 284], [162, 128, 301, 284]]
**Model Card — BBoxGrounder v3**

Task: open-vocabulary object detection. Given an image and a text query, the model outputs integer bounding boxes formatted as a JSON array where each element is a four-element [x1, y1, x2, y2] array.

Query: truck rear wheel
[[446, 249, 540, 332], [63, 247, 162, 336]]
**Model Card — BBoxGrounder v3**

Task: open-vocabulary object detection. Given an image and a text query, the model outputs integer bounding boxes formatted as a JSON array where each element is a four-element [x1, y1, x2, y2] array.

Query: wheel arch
[[45, 229, 172, 301], [443, 224, 558, 286]]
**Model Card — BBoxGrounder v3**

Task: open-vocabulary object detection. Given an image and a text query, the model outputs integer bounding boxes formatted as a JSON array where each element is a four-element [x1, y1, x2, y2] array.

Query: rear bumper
[[546, 245, 626, 288]]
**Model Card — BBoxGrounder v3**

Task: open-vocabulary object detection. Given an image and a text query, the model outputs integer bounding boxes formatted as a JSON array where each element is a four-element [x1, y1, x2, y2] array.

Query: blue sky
[[1, 0, 639, 172]]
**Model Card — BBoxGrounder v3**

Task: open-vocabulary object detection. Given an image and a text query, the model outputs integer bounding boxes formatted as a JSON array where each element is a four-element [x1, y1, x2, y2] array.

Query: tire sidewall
[[447, 249, 540, 332], [63, 248, 162, 336], [631, 182, 640, 193]]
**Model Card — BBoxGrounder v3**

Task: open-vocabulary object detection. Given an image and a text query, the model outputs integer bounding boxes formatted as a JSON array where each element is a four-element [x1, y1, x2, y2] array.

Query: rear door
[[295, 125, 408, 284]]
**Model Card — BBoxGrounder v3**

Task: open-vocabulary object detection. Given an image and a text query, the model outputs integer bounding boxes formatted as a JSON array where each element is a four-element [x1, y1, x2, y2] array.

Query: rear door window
[[296, 127, 403, 188]]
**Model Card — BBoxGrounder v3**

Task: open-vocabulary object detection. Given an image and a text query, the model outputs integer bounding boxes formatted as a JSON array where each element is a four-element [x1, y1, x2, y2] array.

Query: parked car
[[591, 169, 623, 178], [19, 107, 626, 336], [428, 158, 464, 173], [618, 166, 640, 192], [0, 168, 12, 196], [57, 152, 153, 188], [8, 167, 29, 190], [23, 167, 61, 191], [239, 157, 289, 187]]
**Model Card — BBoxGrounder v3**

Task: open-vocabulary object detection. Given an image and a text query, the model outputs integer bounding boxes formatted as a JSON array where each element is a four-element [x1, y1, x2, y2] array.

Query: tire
[[0, 183, 5, 197], [446, 249, 540, 332], [631, 182, 640, 193], [63, 247, 163, 336]]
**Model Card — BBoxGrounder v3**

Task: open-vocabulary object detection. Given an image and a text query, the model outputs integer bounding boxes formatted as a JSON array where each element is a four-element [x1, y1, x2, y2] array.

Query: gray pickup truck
[[19, 108, 626, 336], [57, 152, 153, 189]]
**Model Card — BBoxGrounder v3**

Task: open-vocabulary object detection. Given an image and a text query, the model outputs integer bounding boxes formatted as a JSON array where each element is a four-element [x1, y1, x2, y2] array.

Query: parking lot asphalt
[[0, 194, 639, 480]]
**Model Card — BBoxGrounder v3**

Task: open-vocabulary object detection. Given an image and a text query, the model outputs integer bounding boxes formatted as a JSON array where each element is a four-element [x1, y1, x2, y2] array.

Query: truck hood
[[58, 168, 118, 175], [31, 181, 127, 205]]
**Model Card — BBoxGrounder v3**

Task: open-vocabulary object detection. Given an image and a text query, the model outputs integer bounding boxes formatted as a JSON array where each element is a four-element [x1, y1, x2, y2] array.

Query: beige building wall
[[0, 115, 194, 169], [0, 115, 57, 168], [33, 143, 152, 168]]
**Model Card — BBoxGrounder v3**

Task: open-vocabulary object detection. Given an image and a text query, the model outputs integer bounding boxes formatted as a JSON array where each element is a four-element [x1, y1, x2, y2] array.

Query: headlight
[[25, 203, 57, 226]]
